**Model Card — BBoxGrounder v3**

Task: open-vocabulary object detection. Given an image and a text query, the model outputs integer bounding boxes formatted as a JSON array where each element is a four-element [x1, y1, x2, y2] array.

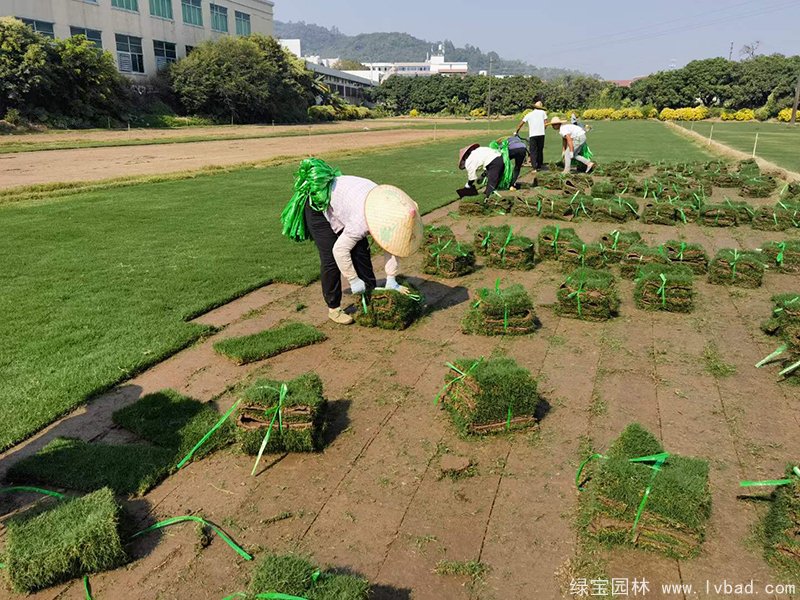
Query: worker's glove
[[385, 276, 411, 295], [349, 277, 366, 295]]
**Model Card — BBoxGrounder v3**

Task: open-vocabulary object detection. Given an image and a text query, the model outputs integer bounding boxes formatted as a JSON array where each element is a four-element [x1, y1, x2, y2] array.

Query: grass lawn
[[0, 122, 712, 450], [677, 121, 800, 173]]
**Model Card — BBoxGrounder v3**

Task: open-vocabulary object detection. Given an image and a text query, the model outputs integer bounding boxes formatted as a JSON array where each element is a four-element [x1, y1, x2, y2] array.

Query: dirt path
[[0, 128, 475, 190], [1, 182, 799, 599]]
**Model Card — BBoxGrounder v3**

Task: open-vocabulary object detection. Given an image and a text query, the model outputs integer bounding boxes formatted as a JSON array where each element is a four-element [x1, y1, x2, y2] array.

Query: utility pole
[[487, 57, 493, 118], [728, 41, 734, 61], [791, 71, 800, 125]]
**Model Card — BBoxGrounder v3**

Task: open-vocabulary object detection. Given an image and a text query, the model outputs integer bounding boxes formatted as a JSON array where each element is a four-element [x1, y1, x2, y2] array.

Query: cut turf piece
[[761, 240, 800, 273], [459, 196, 489, 216], [356, 281, 425, 330], [591, 180, 616, 199], [761, 467, 800, 580], [4, 487, 127, 593], [660, 240, 709, 275], [761, 294, 800, 336], [537, 193, 576, 220], [620, 245, 671, 279], [598, 230, 643, 264], [509, 187, 550, 216], [708, 249, 765, 288], [641, 201, 677, 225], [7, 438, 173, 496], [738, 158, 761, 178], [556, 268, 620, 321], [424, 224, 456, 246], [214, 322, 327, 365], [587, 197, 640, 223], [699, 204, 739, 227], [439, 357, 541, 435], [741, 175, 778, 198], [112, 389, 235, 461], [752, 203, 800, 231], [475, 225, 510, 256], [668, 199, 700, 224], [237, 372, 327, 454], [461, 284, 537, 336], [248, 554, 370, 600], [634, 264, 695, 313], [476, 225, 535, 270], [538, 225, 582, 260], [558, 241, 607, 272], [423, 239, 476, 278], [536, 171, 593, 194], [579, 423, 711, 560]]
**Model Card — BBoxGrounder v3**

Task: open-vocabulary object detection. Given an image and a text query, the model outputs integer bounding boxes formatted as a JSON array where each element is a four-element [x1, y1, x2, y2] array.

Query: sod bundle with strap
[[620, 244, 671, 279], [538, 225, 581, 260], [586, 196, 640, 223], [238, 372, 326, 455], [740, 175, 778, 198], [356, 280, 424, 330], [661, 240, 708, 274], [437, 357, 540, 435], [576, 423, 711, 559], [459, 195, 490, 216], [708, 249, 765, 288], [591, 180, 617, 199], [598, 230, 642, 264], [752, 201, 800, 231], [423, 239, 476, 278], [699, 204, 739, 227], [761, 240, 800, 273], [475, 225, 535, 270], [246, 553, 370, 600], [537, 192, 577, 220], [461, 283, 537, 335], [761, 293, 800, 337], [668, 198, 700, 224], [641, 201, 677, 225], [510, 187, 550, 217], [4, 487, 127, 593], [738, 158, 761, 178], [281, 158, 341, 242], [558, 241, 607, 271], [634, 264, 694, 313], [556, 268, 620, 321], [424, 224, 456, 246]]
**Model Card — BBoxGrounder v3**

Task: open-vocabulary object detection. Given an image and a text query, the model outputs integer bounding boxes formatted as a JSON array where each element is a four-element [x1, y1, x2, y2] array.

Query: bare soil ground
[[1, 175, 799, 600], [0, 127, 475, 190]]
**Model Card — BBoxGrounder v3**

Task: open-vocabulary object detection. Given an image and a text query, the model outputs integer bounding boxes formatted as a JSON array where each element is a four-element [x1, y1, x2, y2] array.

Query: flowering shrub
[[409, 109, 421, 117], [469, 108, 486, 118], [777, 108, 794, 122], [659, 107, 709, 121]]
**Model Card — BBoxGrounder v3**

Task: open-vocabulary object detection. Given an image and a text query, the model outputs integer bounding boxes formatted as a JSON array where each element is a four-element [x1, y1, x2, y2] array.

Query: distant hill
[[274, 21, 593, 80]]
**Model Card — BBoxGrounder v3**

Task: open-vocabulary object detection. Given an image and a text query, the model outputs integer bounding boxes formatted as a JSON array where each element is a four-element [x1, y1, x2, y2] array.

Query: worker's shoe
[[328, 307, 354, 325], [585, 162, 596, 174], [509, 185, 517, 191]]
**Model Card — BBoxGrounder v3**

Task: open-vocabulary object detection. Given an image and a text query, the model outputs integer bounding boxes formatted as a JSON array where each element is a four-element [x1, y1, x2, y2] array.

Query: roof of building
[[306, 62, 375, 86]]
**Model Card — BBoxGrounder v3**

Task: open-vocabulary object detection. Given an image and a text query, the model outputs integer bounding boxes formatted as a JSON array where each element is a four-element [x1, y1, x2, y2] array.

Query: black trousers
[[528, 135, 545, 169], [484, 156, 505, 198], [508, 146, 527, 186], [304, 202, 377, 309]]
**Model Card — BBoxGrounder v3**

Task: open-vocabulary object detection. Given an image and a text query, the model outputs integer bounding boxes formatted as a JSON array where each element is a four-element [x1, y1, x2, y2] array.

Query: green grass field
[[0, 121, 711, 450], [677, 121, 800, 173]]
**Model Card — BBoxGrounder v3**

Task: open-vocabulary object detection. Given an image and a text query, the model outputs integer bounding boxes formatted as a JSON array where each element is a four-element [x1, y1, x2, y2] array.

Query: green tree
[[332, 59, 367, 70]]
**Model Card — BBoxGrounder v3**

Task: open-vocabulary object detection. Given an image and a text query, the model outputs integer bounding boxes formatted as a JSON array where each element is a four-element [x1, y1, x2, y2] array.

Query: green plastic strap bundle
[[434, 358, 483, 405], [579, 144, 594, 160], [132, 515, 253, 561], [280, 158, 342, 242], [740, 465, 800, 488], [656, 273, 668, 307], [0, 486, 64, 499], [677, 242, 686, 261], [177, 399, 241, 469], [576, 451, 671, 539], [488, 139, 514, 190], [251, 384, 288, 476]]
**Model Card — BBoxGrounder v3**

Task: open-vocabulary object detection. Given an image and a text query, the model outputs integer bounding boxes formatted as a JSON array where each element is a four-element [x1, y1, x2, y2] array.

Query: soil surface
[[0, 127, 474, 190], [1, 169, 799, 600]]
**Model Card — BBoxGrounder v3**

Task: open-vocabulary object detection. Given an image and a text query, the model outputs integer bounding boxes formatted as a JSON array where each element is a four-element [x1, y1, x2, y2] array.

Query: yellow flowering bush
[[722, 109, 756, 121], [582, 108, 645, 120], [659, 107, 709, 121], [469, 108, 486, 118], [777, 108, 794, 122], [409, 109, 421, 117], [582, 108, 615, 120]]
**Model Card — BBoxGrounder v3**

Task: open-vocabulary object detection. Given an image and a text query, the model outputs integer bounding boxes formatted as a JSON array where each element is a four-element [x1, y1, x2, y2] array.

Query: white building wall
[[1, 0, 274, 77]]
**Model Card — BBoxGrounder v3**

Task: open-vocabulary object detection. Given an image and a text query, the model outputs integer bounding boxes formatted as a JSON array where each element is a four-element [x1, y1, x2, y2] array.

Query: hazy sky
[[274, 0, 800, 79]]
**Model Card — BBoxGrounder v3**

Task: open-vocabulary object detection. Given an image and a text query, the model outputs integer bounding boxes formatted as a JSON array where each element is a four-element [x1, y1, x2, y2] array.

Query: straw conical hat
[[458, 143, 480, 169], [364, 185, 423, 257], [550, 116, 565, 126]]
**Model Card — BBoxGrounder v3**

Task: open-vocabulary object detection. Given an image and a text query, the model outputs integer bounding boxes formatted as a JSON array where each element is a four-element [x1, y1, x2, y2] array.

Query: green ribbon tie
[[731, 249, 740, 279], [131, 515, 253, 561], [177, 399, 241, 469], [251, 383, 288, 476], [740, 466, 800, 488], [361, 294, 368, 315], [499, 229, 514, 264], [481, 231, 492, 249], [776, 242, 786, 265], [0, 486, 65, 499], [567, 279, 586, 318], [677, 242, 686, 261], [84, 576, 93, 600], [656, 273, 668, 307], [551, 226, 561, 256], [434, 358, 483, 405], [677, 207, 687, 224], [579, 243, 587, 267], [431, 239, 452, 270], [610, 230, 620, 251]]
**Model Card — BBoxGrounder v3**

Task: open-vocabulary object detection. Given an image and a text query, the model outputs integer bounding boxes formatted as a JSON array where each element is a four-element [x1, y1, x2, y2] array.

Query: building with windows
[[1, 0, 274, 77]]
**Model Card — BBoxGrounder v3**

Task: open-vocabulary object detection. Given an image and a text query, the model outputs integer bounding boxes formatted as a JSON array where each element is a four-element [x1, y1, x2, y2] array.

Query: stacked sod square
[[237, 372, 327, 454], [760, 294, 800, 380], [661, 240, 708, 274], [462, 283, 537, 335], [422, 225, 476, 278], [620, 245, 671, 279], [708, 249, 765, 288], [558, 241, 607, 271], [538, 225, 581, 261], [761, 467, 800, 580], [439, 357, 541, 435], [585, 196, 640, 223], [356, 280, 425, 330], [634, 264, 695, 313], [579, 423, 711, 559], [556, 268, 620, 321], [248, 554, 370, 600], [761, 240, 800, 273], [752, 201, 800, 231], [598, 230, 642, 264], [474, 225, 535, 270]]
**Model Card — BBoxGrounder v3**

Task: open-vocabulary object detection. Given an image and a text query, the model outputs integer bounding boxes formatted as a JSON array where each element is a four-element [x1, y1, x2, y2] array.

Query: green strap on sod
[[740, 466, 800, 488], [431, 239, 452, 270], [610, 230, 620, 251], [731, 249, 740, 279], [177, 399, 241, 469], [131, 516, 253, 561], [251, 384, 288, 476], [499, 229, 514, 265], [755, 344, 787, 368], [0, 486, 64, 499], [656, 273, 668, 308], [434, 358, 483, 405], [776, 242, 786, 265], [84, 575, 93, 600], [280, 158, 342, 242], [567, 279, 586, 318], [361, 294, 368, 315], [223, 594, 309, 600]]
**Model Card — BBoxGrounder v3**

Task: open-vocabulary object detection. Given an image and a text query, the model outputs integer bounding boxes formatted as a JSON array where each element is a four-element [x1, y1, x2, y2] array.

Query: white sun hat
[[364, 185, 423, 257]]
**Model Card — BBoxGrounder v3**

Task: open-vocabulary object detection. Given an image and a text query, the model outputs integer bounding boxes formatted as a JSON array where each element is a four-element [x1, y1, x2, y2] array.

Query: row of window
[[108, 0, 251, 34]]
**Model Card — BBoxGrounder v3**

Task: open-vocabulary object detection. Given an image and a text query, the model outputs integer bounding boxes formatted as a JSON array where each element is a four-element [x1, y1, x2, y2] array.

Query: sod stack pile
[[474, 225, 536, 270], [752, 201, 800, 231], [761, 467, 800, 579], [641, 201, 677, 225], [238, 372, 327, 454], [357, 281, 425, 330], [620, 245, 671, 279], [537, 193, 576, 220], [661, 240, 708, 274], [708, 249, 765, 288], [424, 224, 455, 246], [538, 225, 581, 261], [579, 423, 711, 559], [586, 197, 640, 223], [598, 230, 643, 264], [423, 226, 476, 278], [510, 187, 549, 217], [4, 488, 128, 593], [761, 240, 800, 273], [459, 195, 488, 216], [634, 264, 695, 313], [699, 203, 738, 227], [556, 268, 620, 321], [558, 241, 607, 271], [462, 283, 537, 335], [438, 357, 541, 435], [248, 554, 370, 600], [761, 294, 800, 337]]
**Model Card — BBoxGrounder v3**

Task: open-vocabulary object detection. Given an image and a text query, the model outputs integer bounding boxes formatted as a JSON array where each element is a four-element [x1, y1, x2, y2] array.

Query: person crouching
[[457, 143, 504, 198]]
